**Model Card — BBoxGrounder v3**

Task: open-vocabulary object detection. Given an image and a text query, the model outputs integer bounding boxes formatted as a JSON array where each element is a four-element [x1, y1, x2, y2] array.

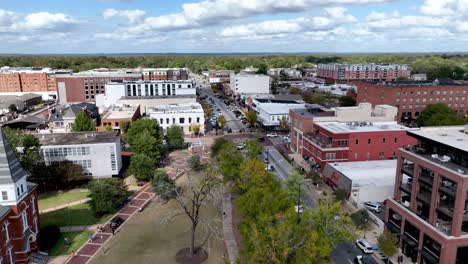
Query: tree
[[416, 103, 465, 127], [104, 124, 112, 131], [338, 96, 356, 107], [289, 87, 302, 94], [8, 104, 17, 113], [378, 231, 399, 258], [127, 119, 163, 147], [279, 116, 290, 131], [187, 154, 202, 171], [334, 189, 349, 202], [210, 137, 228, 158], [256, 63, 268, 75], [129, 153, 154, 181], [71, 111, 95, 132], [152, 169, 175, 200], [120, 121, 131, 134], [166, 125, 185, 148], [191, 123, 201, 136], [130, 130, 162, 162], [246, 110, 257, 128], [285, 172, 305, 203], [351, 208, 370, 229], [244, 139, 262, 159], [217, 115, 226, 130], [218, 142, 243, 182], [87, 178, 128, 214], [271, 76, 279, 94]]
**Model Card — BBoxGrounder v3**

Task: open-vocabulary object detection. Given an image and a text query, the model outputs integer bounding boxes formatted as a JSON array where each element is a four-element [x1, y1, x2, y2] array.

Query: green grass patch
[[40, 203, 114, 227], [38, 190, 90, 211], [49, 231, 92, 256]]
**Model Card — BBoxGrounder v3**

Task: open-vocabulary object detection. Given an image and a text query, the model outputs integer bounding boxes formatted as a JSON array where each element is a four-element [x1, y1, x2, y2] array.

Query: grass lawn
[[90, 174, 225, 264], [38, 190, 90, 211], [40, 203, 114, 227], [49, 231, 92, 256]]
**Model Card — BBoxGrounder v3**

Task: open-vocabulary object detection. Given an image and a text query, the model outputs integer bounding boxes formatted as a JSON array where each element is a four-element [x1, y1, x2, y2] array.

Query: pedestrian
[[111, 226, 115, 235], [88, 233, 93, 242], [70, 251, 75, 258]]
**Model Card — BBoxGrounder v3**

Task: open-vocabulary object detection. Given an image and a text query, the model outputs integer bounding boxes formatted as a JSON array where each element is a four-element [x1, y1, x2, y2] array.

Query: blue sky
[[0, 0, 467, 53]]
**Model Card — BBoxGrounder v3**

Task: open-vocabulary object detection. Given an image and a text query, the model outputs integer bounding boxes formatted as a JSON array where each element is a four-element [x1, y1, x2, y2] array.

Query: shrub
[[187, 154, 201, 171], [334, 189, 348, 201], [37, 225, 61, 251], [351, 208, 370, 229]]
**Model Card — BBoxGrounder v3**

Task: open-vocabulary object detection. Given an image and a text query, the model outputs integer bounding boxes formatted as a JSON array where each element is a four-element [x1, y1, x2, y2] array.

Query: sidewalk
[[40, 198, 91, 214], [66, 183, 156, 264], [60, 224, 98, 233], [222, 193, 239, 264]]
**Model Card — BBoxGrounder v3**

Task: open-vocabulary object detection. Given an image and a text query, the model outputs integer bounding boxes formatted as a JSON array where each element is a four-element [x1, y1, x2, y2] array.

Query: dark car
[[110, 216, 124, 229]]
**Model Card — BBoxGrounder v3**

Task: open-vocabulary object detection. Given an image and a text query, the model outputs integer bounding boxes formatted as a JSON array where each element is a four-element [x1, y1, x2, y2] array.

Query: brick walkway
[[66, 183, 156, 264], [222, 193, 239, 264]]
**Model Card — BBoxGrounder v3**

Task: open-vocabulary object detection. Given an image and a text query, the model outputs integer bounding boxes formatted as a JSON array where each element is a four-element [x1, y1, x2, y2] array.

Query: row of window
[[73, 160, 92, 169], [42, 147, 91, 157], [355, 137, 397, 145], [396, 90, 467, 96], [401, 104, 465, 110], [158, 117, 200, 125], [110, 147, 117, 171]]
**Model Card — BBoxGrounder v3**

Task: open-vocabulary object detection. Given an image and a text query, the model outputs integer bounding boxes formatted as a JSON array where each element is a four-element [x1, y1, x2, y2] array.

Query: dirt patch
[[175, 247, 208, 264]]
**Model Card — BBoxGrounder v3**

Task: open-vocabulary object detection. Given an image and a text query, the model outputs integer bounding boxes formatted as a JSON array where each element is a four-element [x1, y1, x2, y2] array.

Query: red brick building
[[386, 126, 468, 263], [302, 121, 416, 175], [356, 80, 468, 125], [0, 129, 40, 264], [0, 67, 58, 93], [317, 63, 410, 81]]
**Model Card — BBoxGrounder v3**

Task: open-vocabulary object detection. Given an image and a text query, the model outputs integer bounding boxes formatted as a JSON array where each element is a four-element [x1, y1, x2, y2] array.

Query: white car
[[363, 202, 382, 213], [237, 142, 246, 150], [266, 133, 278, 138], [355, 239, 373, 254]]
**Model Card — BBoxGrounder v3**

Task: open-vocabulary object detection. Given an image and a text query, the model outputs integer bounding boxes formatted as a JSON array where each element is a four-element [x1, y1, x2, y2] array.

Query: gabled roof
[[0, 128, 28, 184]]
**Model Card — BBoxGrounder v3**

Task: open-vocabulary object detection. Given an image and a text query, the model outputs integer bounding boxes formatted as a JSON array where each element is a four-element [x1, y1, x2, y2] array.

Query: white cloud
[[0, 9, 18, 27], [22, 12, 77, 31], [102, 9, 145, 24], [420, 0, 468, 16]]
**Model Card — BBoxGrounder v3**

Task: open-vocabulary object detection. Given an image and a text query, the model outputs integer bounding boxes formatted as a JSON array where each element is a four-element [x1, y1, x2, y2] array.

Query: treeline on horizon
[[1, 53, 467, 80]]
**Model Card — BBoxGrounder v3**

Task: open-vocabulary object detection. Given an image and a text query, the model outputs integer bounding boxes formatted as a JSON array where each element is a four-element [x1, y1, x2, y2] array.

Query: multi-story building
[[0, 66, 68, 100], [147, 103, 205, 134], [36, 131, 122, 178], [56, 69, 142, 103], [0, 128, 41, 264], [317, 63, 411, 81], [356, 80, 468, 125], [290, 103, 398, 156], [230, 74, 270, 95], [386, 126, 468, 263], [47, 102, 99, 131], [250, 97, 305, 129], [95, 80, 196, 110], [201, 70, 234, 84], [303, 121, 416, 172], [141, 68, 188, 81], [100, 104, 141, 131]]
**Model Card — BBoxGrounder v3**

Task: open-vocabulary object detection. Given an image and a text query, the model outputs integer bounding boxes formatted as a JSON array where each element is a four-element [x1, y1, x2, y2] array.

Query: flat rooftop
[[361, 79, 468, 87], [291, 104, 334, 118], [409, 126, 468, 152], [258, 103, 305, 115], [315, 121, 411, 134], [102, 105, 139, 120], [148, 103, 203, 114], [329, 160, 397, 188], [108, 79, 192, 84], [35, 131, 118, 146]]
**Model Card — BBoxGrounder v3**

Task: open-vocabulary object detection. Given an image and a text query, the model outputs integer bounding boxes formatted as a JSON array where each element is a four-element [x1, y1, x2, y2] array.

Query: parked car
[[265, 164, 275, 171], [266, 133, 278, 138], [354, 255, 375, 264], [237, 142, 246, 150], [363, 202, 382, 213], [355, 239, 373, 254], [110, 216, 124, 229]]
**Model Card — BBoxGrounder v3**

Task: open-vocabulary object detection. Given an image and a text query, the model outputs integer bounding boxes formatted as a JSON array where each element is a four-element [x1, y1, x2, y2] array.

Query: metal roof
[[0, 128, 28, 184]]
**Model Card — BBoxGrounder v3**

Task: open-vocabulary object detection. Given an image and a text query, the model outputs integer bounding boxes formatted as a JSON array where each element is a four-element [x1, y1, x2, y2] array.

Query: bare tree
[[160, 165, 223, 257]]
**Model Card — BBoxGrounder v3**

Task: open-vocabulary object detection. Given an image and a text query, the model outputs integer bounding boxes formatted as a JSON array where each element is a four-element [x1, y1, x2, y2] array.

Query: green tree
[[104, 124, 112, 131], [129, 153, 154, 181], [120, 121, 131, 134], [166, 125, 184, 148], [285, 171, 305, 203], [271, 76, 279, 94], [191, 123, 201, 136], [71, 111, 95, 132], [378, 230, 399, 258], [351, 208, 370, 229], [218, 142, 243, 182], [246, 110, 257, 128], [187, 154, 202, 171], [152, 169, 175, 200], [8, 104, 17, 113], [244, 139, 262, 159], [279, 116, 290, 131], [130, 130, 162, 162], [256, 63, 268, 75], [217, 115, 226, 130], [87, 178, 128, 214], [416, 103, 465, 127], [210, 137, 228, 158], [334, 189, 349, 202], [338, 96, 356, 107], [127, 119, 163, 147]]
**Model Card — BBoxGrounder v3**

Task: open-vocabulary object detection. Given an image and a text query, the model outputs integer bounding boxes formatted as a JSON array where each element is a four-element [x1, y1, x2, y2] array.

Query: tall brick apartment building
[[356, 80, 468, 125], [386, 126, 468, 263], [0, 67, 66, 99], [142, 68, 188, 81], [317, 63, 410, 81], [0, 129, 40, 263]]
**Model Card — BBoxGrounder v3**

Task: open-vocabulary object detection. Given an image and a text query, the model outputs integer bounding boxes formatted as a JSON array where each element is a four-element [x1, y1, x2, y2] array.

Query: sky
[[0, 0, 467, 54]]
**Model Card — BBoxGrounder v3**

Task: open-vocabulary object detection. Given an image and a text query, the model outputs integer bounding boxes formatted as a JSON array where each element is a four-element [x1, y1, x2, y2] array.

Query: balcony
[[416, 191, 432, 204], [418, 174, 434, 186], [439, 185, 457, 198], [399, 183, 413, 194], [401, 164, 415, 176], [304, 134, 333, 149], [402, 147, 468, 176]]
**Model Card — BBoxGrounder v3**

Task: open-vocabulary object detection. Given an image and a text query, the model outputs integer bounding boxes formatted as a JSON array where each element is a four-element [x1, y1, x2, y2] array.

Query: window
[[172, 118, 175, 124], [325, 153, 336, 160], [394, 137, 398, 143], [16, 187, 20, 197], [160, 118, 163, 124], [3, 222, 9, 242], [110, 147, 117, 171], [354, 153, 358, 160], [179, 118, 185, 124], [20, 184, 24, 193], [382, 138, 386, 143], [31, 196, 36, 214], [368, 139, 371, 144], [366, 152, 371, 159], [166, 118, 169, 124], [196, 117, 200, 123], [2, 191, 7, 200], [355, 139, 359, 144], [379, 151, 385, 158], [21, 210, 28, 231], [189, 117, 192, 123]]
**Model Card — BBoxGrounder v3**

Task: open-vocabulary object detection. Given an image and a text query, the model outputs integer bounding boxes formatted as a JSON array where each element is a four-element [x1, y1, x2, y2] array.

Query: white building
[[323, 160, 397, 203], [35, 131, 122, 178], [411, 73, 427, 81], [252, 98, 305, 128], [96, 80, 196, 108], [282, 68, 302, 78], [231, 74, 270, 95], [147, 103, 205, 134], [318, 84, 356, 96], [267, 68, 283, 77]]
